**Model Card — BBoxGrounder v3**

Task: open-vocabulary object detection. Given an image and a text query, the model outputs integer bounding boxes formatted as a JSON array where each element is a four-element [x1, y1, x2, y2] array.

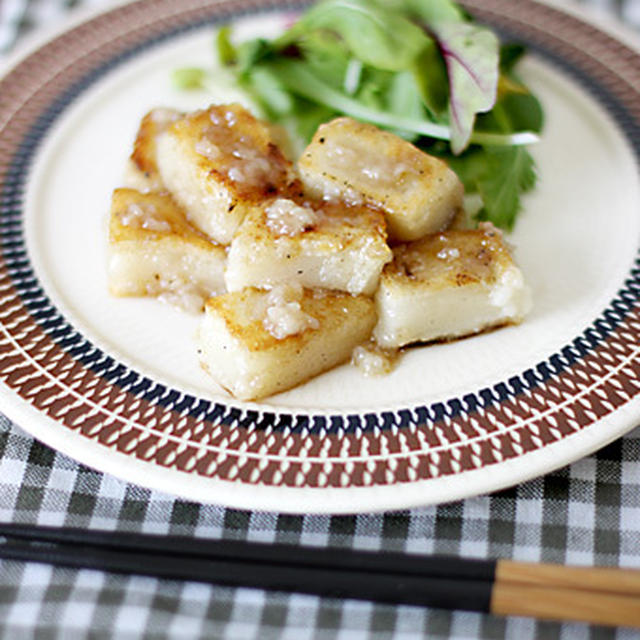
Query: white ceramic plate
[[0, 0, 639, 513]]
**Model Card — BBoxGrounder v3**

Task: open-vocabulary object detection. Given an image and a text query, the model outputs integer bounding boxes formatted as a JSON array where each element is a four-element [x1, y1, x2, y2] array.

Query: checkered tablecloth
[[1, 1, 640, 638]]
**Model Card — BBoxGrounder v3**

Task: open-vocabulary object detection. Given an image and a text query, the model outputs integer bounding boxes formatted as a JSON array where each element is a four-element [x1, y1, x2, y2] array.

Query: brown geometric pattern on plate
[[0, 269, 638, 488]]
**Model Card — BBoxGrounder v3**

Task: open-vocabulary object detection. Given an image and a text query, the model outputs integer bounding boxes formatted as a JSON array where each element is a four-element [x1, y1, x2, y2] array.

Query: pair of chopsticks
[[0, 524, 639, 628]]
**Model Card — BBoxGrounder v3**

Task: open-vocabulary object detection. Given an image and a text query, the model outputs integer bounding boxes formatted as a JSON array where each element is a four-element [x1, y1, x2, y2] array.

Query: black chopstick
[[0, 530, 493, 612], [0, 523, 496, 582], [0, 524, 639, 628]]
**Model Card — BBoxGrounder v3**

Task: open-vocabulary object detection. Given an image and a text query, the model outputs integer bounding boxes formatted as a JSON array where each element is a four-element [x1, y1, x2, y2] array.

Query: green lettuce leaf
[[284, 0, 431, 71], [201, 0, 543, 230], [475, 146, 536, 229], [393, 0, 465, 23]]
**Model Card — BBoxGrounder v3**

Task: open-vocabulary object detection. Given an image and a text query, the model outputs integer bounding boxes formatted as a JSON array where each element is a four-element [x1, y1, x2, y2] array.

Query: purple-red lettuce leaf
[[434, 21, 499, 153]]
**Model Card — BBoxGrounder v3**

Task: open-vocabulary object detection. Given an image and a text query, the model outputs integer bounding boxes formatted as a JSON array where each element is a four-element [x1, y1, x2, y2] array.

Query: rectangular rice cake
[[225, 197, 392, 296], [156, 103, 300, 244], [108, 188, 226, 312], [123, 107, 182, 193], [373, 224, 531, 348], [198, 285, 376, 400], [298, 117, 464, 242]]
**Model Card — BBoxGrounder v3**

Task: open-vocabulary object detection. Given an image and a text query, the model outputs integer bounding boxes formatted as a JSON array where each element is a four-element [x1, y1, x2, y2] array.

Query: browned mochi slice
[[298, 117, 464, 242], [373, 224, 531, 348], [123, 107, 182, 192], [155, 103, 301, 244], [225, 197, 392, 296], [198, 286, 376, 400], [108, 188, 226, 312]]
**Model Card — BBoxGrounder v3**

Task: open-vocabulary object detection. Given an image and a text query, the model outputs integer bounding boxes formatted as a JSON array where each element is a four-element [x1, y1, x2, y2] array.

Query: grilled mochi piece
[[108, 188, 226, 312], [123, 107, 183, 192], [373, 224, 531, 348], [198, 285, 376, 400], [155, 103, 300, 244], [225, 198, 392, 296], [298, 117, 464, 242]]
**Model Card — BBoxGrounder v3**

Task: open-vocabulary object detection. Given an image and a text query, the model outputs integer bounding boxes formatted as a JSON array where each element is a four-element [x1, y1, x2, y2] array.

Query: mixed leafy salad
[[174, 0, 543, 230]]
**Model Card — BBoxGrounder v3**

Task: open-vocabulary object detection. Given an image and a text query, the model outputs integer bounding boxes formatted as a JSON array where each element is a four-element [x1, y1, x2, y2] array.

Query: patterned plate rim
[[0, 0, 639, 512]]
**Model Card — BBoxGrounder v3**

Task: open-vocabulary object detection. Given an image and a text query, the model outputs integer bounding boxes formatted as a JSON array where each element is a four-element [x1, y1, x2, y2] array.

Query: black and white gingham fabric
[[1, 417, 640, 639], [2, 1, 640, 638]]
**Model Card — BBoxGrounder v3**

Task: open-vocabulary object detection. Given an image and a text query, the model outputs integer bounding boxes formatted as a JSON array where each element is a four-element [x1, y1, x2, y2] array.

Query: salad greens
[[175, 0, 543, 230]]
